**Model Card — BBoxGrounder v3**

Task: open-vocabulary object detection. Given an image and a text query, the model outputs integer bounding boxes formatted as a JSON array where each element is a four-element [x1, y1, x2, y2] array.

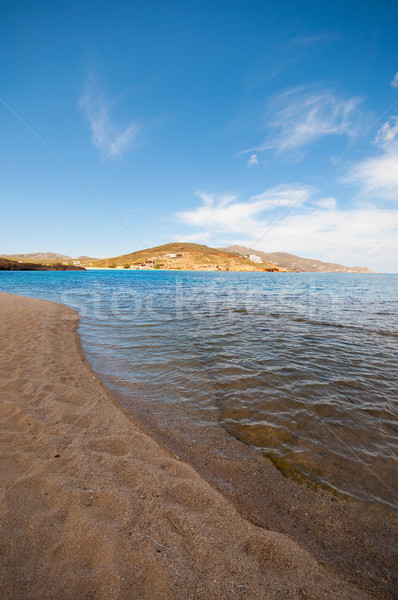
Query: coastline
[[0, 292, 393, 599]]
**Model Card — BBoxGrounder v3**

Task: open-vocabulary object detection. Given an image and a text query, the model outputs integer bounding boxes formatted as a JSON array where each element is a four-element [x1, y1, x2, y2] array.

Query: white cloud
[[246, 87, 362, 155], [79, 79, 139, 158], [177, 186, 309, 234], [348, 153, 398, 199], [253, 207, 398, 271], [176, 187, 398, 271], [250, 186, 309, 208], [391, 71, 398, 88], [247, 154, 258, 167], [344, 117, 398, 200]]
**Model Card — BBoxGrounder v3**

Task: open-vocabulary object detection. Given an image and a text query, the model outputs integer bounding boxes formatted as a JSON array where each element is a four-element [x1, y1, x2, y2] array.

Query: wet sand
[[0, 292, 394, 599]]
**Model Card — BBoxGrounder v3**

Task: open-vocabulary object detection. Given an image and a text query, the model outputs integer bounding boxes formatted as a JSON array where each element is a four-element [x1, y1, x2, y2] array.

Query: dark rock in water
[[0, 258, 85, 271]]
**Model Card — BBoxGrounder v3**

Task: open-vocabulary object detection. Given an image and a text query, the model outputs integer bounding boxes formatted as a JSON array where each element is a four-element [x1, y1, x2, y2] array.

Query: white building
[[73, 260, 81, 266], [249, 254, 263, 264], [165, 253, 176, 258]]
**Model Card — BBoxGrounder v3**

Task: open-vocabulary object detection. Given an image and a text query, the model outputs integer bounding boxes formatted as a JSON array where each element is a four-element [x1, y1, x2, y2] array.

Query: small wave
[[269, 313, 398, 339], [293, 317, 344, 329], [376, 330, 398, 338]]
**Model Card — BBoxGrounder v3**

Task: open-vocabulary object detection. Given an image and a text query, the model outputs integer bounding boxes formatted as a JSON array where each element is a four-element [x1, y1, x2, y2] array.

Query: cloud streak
[[79, 80, 139, 158], [288, 33, 338, 47], [245, 87, 363, 156]]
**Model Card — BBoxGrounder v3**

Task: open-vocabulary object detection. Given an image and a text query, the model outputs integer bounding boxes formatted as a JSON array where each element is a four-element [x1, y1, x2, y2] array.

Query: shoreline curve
[[0, 291, 389, 599]]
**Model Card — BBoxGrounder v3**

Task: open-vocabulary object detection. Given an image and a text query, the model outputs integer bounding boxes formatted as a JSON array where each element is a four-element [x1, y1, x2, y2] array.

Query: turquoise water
[[1, 270, 397, 509]]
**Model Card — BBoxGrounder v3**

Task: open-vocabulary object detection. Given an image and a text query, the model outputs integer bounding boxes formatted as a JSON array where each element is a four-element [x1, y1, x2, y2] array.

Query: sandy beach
[[0, 292, 393, 599]]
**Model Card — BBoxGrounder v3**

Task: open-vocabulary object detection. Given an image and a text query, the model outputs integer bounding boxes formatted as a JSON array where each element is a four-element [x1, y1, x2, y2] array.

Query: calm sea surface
[[1, 270, 397, 509]]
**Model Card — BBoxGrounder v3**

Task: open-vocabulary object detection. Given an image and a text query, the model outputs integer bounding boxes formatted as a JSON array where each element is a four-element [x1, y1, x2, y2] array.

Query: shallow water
[[1, 270, 397, 509]]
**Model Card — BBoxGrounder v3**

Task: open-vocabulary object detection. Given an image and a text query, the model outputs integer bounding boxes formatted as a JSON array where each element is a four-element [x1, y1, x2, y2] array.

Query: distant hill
[[91, 243, 285, 271], [0, 258, 85, 271], [2, 252, 72, 261], [0, 253, 98, 266], [219, 246, 373, 273], [3, 244, 373, 273]]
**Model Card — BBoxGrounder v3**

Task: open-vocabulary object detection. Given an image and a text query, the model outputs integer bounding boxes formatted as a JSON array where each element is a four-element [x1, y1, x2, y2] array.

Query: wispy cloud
[[374, 116, 398, 148], [245, 87, 363, 156], [79, 78, 139, 158], [288, 33, 338, 47], [344, 117, 398, 200], [315, 197, 337, 210], [391, 71, 398, 88]]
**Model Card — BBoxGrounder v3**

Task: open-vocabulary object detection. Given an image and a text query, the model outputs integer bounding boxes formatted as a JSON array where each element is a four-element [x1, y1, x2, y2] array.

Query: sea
[[1, 269, 397, 510]]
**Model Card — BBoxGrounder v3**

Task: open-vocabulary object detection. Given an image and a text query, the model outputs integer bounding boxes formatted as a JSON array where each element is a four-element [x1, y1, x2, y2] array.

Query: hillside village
[[1, 244, 373, 273]]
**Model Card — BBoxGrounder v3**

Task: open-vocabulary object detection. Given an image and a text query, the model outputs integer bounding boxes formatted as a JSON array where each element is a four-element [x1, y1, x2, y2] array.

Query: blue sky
[[1, 0, 397, 271]]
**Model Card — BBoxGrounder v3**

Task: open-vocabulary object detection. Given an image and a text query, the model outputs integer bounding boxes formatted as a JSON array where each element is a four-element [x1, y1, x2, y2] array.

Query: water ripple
[[1, 270, 397, 509]]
